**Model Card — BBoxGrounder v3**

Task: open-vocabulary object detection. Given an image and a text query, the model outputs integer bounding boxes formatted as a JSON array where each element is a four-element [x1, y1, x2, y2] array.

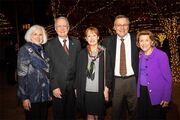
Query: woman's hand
[[104, 86, 109, 102], [160, 101, 169, 108], [23, 99, 31, 111]]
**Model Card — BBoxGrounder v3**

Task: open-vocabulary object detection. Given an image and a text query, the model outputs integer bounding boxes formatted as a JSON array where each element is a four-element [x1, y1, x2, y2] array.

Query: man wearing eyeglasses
[[102, 15, 138, 120], [45, 16, 81, 120]]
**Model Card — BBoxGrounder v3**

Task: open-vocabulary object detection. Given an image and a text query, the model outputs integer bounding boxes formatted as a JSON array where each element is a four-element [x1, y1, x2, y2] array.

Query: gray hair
[[54, 16, 70, 29], [114, 15, 130, 26], [24, 25, 48, 44]]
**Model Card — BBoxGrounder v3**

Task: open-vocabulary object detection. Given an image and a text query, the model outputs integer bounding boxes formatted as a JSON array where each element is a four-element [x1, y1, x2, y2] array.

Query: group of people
[[17, 15, 172, 120]]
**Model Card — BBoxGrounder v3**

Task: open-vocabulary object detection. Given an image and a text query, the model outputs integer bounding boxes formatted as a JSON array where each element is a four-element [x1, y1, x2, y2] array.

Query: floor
[[0, 68, 180, 120]]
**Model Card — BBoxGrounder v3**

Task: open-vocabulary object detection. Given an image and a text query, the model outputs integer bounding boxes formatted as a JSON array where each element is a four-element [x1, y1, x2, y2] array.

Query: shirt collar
[[117, 33, 129, 41]]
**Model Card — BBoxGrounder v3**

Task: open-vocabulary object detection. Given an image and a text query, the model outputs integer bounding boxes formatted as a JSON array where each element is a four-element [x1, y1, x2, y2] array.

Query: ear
[[67, 26, 70, 31], [113, 26, 116, 30], [85, 37, 88, 42], [151, 41, 154, 46], [97, 36, 100, 40]]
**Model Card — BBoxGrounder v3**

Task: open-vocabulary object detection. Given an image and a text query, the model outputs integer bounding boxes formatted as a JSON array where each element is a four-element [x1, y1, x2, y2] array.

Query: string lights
[[46, 0, 114, 37], [160, 17, 180, 82], [0, 13, 13, 35], [44, 0, 180, 79]]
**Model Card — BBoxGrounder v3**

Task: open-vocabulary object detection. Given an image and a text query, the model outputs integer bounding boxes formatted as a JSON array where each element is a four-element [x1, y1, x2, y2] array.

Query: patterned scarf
[[86, 45, 104, 80]]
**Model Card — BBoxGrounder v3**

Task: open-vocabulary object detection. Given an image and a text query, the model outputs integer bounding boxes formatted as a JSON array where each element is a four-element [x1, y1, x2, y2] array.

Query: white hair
[[54, 16, 70, 29], [24, 25, 48, 44]]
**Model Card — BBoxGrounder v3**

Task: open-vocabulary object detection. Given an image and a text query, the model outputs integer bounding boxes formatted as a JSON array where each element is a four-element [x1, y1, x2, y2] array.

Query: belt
[[115, 75, 134, 79]]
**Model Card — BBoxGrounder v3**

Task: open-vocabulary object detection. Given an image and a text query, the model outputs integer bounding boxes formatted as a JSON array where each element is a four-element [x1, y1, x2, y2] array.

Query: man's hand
[[53, 88, 62, 99]]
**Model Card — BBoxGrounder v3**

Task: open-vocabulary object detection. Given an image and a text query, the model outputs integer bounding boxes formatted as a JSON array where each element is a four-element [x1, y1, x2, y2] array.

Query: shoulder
[[79, 48, 87, 55], [129, 32, 136, 40], [69, 36, 80, 44], [19, 43, 31, 52], [18, 43, 33, 57], [102, 35, 116, 45], [44, 37, 58, 49], [104, 35, 116, 40], [154, 47, 168, 59], [46, 37, 58, 44]]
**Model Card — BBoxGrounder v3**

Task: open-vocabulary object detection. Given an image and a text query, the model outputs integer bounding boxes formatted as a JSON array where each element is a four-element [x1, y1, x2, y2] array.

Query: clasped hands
[[160, 101, 169, 108]]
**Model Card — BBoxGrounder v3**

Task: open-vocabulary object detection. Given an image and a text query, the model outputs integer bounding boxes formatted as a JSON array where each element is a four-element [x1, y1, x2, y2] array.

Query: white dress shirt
[[114, 33, 134, 76]]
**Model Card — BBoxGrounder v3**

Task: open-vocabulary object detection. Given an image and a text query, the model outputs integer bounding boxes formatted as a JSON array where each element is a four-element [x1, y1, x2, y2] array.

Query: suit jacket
[[102, 33, 139, 91], [137, 47, 172, 105], [45, 36, 81, 93]]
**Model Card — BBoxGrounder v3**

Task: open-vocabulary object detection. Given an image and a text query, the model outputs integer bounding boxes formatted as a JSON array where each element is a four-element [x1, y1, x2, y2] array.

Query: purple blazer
[[137, 47, 172, 105]]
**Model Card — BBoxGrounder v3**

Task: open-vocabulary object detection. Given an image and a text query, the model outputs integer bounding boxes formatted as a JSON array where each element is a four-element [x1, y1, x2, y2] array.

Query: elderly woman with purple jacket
[[136, 30, 172, 120]]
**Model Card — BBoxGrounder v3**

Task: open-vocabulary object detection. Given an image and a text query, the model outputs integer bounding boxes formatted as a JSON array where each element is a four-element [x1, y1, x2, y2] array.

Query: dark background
[[0, 0, 179, 40]]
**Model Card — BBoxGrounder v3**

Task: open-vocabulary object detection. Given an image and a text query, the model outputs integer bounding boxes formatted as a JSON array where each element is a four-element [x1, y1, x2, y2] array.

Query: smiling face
[[85, 30, 99, 47], [114, 17, 129, 38], [31, 28, 43, 45], [139, 35, 154, 55], [55, 18, 69, 39]]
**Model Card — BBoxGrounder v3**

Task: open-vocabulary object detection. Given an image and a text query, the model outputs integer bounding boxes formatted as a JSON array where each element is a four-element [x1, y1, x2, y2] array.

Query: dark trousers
[[112, 76, 137, 120], [25, 102, 48, 120], [52, 84, 76, 120], [138, 85, 167, 120]]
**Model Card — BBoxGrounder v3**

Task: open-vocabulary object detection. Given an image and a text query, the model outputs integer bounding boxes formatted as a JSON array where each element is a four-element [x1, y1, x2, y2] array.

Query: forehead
[[87, 30, 96, 34], [114, 18, 129, 24], [139, 35, 151, 39], [56, 18, 68, 25]]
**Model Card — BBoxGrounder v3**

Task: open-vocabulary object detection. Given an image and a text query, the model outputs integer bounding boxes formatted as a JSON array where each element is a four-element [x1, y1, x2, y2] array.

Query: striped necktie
[[63, 39, 69, 55], [120, 39, 127, 76]]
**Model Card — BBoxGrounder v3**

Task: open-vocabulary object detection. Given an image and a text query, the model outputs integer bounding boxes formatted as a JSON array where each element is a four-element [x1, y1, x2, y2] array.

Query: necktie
[[63, 39, 69, 55], [120, 39, 127, 76]]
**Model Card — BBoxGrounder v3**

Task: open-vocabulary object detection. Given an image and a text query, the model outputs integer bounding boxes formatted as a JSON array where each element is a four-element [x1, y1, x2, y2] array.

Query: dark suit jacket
[[45, 36, 81, 93], [102, 33, 139, 89]]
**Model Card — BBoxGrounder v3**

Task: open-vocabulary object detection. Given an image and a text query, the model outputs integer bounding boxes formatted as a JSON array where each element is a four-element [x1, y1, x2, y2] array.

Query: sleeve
[[73, 40, 82, 89], [74, 52, 81, 90], [106, 49, 113, 89], [159, 52, 172, 102], [17, 47, 30, 101], [44, 42, 59, 91]]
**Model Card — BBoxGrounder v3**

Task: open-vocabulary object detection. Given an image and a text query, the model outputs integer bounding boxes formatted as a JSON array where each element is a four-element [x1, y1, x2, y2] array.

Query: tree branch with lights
[[148, 0, 180, 82]]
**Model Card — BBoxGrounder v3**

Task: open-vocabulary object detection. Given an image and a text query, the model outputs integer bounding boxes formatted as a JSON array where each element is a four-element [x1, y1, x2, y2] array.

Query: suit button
[[145, 66, 148, 68]]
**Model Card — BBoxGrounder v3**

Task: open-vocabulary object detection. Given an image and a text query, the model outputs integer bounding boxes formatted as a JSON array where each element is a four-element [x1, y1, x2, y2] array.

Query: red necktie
[[63, 39, 69, 55], [120, 39, 127, 76]]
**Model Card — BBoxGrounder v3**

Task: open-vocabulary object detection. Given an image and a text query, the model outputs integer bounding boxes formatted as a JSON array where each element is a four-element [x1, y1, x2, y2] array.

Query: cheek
[[139, 42, 143, 46]]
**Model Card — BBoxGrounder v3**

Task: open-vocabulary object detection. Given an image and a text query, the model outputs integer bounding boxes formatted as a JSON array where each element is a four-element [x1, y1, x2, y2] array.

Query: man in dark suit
[[45, 16, 81, 120], [102, 15, 138, 120]]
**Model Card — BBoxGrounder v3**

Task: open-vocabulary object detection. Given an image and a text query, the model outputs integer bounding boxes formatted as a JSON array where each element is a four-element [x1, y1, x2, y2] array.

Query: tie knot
[[63, 39, 67, 43], [120, 39, 124, 42]]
